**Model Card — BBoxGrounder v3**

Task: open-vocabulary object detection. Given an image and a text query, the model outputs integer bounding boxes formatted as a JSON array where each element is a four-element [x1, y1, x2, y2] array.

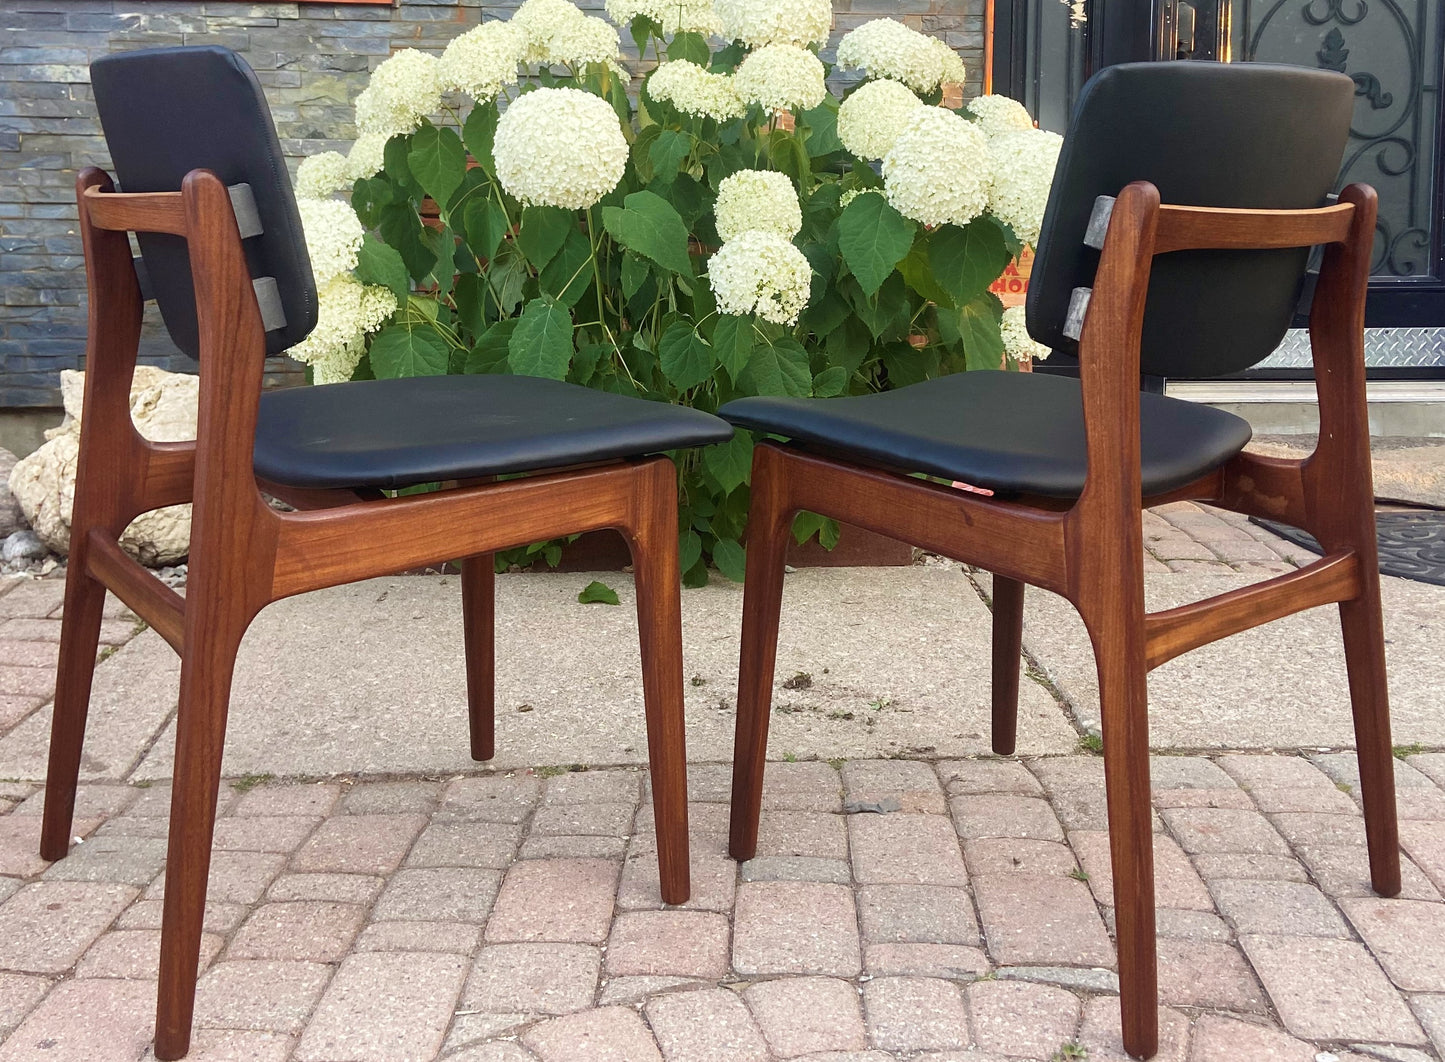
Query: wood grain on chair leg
[[40, 560, 108, 862], [154, 605, 250, 1061], [1340, 577, 1401, 896], [462, 553, 497, 762], [1089, 614, 1157, 1060], [728, 444, 794, 863], [628, 459, 691, 905], [1300, 183, 1400, 899], [990, 575, 1025, 757]]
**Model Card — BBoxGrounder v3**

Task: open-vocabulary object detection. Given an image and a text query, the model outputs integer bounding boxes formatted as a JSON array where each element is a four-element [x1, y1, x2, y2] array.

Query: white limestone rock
[[0, 447, 24, 538], [7, 367, 196, 566]]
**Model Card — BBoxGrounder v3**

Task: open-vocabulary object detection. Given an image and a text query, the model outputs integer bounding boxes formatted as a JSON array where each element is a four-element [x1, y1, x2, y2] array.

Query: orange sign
[[990, 246, 1033, 308]]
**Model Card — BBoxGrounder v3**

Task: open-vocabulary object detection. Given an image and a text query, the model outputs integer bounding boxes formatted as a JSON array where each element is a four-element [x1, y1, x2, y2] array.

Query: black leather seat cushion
[[719, 371, 1252, 499], [254, 375, 734, 490]]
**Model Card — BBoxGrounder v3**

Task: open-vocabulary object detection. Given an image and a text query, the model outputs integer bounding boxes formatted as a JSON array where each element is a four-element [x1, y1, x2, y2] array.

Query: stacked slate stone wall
[[0, 0, 985, 408]]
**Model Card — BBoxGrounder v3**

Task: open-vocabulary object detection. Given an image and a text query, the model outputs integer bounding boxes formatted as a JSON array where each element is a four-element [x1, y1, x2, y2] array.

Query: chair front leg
[[461, 553, 497, 762], [626, 460, 691, 905], [154, 589, 254, 1060], [990, 575, 1025, 757], [728, 443, 794, 863], [1081, 599, 1157, 1061]]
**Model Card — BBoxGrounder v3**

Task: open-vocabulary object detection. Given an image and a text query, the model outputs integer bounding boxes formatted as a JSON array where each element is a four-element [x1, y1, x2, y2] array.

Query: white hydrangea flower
[[298, 197, 366, 285], [966, 94, 1035, 137], [707, 229, 812, 325], [353, 49, 443, 139], [295, 151, 351, 200], [839, 187, 882, 209], [288, 275, 398, 385], [835, 19, 959, 94], [512, 0, 622, 70], [439, 20, 524, 100], [837, 79, 924, 160], [647, 60, 746, 121], [605, 0, 721, 36], [881, 107, 993, 227], [987, 127, 1062, 246], [1001, 304, 1049, 363], [715, 0, 831, 47], [346, 132, 390, 181], [929, 36, 967, 86], [493, 87, 628, 209], [549, 14, 625, 67], [511, 0, 584, 61], [733, 44, 827, 112], [714, 169, 801, 242]]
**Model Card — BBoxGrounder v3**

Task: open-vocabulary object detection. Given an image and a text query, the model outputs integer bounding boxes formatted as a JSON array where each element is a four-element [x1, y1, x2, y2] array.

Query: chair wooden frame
[[728, 181, 1399, 1060], [42, 167, 693, 1060]]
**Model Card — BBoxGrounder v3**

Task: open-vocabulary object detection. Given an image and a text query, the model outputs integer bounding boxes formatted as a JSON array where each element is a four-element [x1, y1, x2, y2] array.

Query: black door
[[993, 0, 1445, 367]]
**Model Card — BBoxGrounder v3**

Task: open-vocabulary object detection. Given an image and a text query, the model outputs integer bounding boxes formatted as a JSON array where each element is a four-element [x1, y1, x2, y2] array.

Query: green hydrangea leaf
[[658, 320, 715, 391], [577, 580, 620, 605], [355, 234, 410, 301], [929, 219, 1012, 309], [838, 191, 915, 297], [712, 537, 747, 582], [369, 323, 450, 379], [517, 206, 574, 269], [958, 293, 1006, 371], [462, 198, 510, 264], [407, 125, 467, 216], [538, 227, 594, 308], [465, 317, 518, 374], [648, 129, 692, 186], [508, 297, 575, 380], [667, 31, 711, 65], [678, 529, 703, 574], [462, 101, 499, 173], [702, 432, 753, 493], [742, 338, 812, 397], [811, 364, 849, 397], [710, 315, 754, 383], [604, 190, 693, 277]]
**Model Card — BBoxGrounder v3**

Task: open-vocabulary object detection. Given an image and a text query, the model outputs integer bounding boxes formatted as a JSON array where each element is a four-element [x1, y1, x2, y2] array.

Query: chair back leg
[[461, 553, 497, 762], [990, 575, 1026, 756], [40, 554, 110, 861], [1339, 564, 1401, 896], [727, 445, 794, 863], [626, 459, 693, 905]]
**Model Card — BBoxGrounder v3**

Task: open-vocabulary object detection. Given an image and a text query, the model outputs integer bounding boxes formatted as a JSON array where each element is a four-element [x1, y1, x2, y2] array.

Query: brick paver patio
[[0, 506, 1441, 1061]]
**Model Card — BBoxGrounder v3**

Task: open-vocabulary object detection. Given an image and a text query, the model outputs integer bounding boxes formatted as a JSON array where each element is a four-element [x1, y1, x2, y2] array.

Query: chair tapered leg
[[991, 575, 1025, 757], [462, 553, 496, 762], [154, 605, 249, 1061], [1086, 611, 1157, 1061], [629, 463, 690, 906], [40, 548, 108, 862], [728, 449, 792, 863], [1339, 579, 1401, 896]]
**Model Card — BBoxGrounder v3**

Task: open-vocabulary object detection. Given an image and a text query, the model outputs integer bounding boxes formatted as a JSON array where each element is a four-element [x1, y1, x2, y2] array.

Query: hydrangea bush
[[290, 0, 1062, 583]]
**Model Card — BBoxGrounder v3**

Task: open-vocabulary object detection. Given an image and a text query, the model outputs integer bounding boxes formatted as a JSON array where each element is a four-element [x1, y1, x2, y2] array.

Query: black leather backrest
[[90, 46, 316, 360], [1026, 62, 1354, 380]]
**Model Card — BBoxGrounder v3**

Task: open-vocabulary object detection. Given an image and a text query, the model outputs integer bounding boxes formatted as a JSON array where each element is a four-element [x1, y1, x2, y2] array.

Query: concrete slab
[[1017, 571, 1445, 749], [109, 566, 1078, 782]]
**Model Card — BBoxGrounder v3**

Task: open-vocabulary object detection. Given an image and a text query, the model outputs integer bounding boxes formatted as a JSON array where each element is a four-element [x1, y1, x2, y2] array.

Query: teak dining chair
[[719, 62, 1400, 1059], [40, 46, 732, 1059]]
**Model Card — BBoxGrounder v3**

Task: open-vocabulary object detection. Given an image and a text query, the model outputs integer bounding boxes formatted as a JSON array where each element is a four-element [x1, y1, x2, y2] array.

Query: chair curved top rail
[[1152, 198, 1356, 255], [82, 186, 187, 236]]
